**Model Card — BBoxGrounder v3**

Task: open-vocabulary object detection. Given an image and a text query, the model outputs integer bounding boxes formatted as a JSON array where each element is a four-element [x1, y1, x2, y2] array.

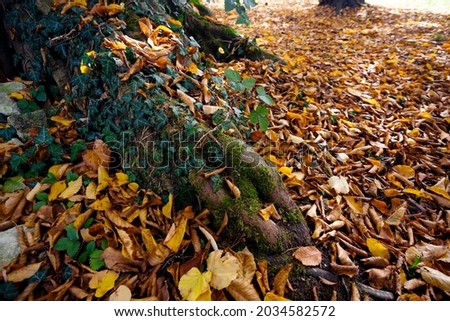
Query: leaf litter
[[0, 0, 449, 300]]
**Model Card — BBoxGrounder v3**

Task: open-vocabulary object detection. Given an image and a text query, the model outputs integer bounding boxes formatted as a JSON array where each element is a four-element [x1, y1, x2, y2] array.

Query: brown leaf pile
[[211, 1, 450, 300]]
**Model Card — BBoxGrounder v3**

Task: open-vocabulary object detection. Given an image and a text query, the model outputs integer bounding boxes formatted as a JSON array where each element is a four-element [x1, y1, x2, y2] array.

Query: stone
[[7, 109, 48, 141], [0, 226, 32, 268], [0, 82, 25, 117]]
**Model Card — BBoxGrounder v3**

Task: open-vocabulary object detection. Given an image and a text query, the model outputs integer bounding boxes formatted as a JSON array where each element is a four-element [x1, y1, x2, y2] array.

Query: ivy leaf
[[249, 105, 270, 131], [0, 282, 18, 300], [48, 143, 64, 163], [256, 86, 275, 106], [41, 172, 57, 184], [10, 153, 28, 174], [70, 140, 87, 162], [35, 127, 54, 145]]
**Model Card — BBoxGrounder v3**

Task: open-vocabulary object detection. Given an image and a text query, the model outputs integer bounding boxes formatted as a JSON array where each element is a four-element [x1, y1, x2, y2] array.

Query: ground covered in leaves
[[1, 0, 450, 301]]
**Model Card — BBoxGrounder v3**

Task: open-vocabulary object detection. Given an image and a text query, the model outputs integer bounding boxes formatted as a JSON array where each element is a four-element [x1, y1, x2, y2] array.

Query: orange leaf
[[293, 246, 322, 266]]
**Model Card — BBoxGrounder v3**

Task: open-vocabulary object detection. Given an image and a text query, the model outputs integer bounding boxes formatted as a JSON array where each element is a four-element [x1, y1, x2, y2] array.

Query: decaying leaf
[[7, 262, 42, 282], [419, 267, 450, 292], [293, 246, 322, 266], [109, 285, 132, 301], [207, 250, 240, 290], [328, 176, 350, 194]]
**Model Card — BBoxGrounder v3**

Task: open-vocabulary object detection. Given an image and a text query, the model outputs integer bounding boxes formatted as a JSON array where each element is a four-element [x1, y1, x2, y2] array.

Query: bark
[[0, 0, 349, 299], [319, 0, 365, 12]]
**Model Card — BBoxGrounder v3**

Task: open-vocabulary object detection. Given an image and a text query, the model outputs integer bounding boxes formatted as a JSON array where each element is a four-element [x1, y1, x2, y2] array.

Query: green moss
[[283, 208, 305, 224], [242, 165, 276, 199]]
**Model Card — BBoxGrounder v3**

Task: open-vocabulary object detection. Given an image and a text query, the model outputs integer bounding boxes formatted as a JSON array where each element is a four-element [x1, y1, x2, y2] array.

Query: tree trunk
[[0, 0, 348, 300], [319, 0, 365, 12]]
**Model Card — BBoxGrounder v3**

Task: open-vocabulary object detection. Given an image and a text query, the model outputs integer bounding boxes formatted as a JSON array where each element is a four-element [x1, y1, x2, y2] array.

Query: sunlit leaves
[[89, 270, 119, 298], [207, 250, 240, 290], [293, 246, 322, 266], [178, 268, 212, 301], [366, 238, 391, 261]]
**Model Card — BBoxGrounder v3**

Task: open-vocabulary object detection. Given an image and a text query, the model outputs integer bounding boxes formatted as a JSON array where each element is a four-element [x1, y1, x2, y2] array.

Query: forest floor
[[208, 1, 450, 299], [0, 1, 449, 301]]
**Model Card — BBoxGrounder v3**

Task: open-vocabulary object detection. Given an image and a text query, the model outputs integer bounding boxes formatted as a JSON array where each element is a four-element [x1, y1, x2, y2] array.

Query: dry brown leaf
[[7, 262, 42, 282], [293, 246, 322, 266], [109, 285, 132, 301], [419, 267, 450, 292]]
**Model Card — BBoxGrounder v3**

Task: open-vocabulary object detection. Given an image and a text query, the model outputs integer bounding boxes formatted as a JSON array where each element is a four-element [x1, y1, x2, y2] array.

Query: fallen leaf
[[293, 246, 322, 266], [207, 250, 240, 290], [59, 176, 83, 199], [162, 193, 173, 218], [328, 175, 350, 194], [178, 267, 212, 301], [419, 267, 450, 292], [7, 262, 42, 282], [48, 180, 67, 201], [89, 270, 119, 298], [366, 238, 391, 260], [164, 217, 187, 252], [109, 285, 132, 301]]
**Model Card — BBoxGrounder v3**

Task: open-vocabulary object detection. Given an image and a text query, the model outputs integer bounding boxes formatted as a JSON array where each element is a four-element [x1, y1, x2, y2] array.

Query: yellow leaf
[[59, 176, 83, 199], [384, 189, 402, 197], [48, 180, 67, 201], [155, 25, 173, 34], [85, 181, 97, 200], [428, 186, 450, 200], [80, 64, 90, 74], [7, 262, 42, 282], [162, 193, 173, 218], [168, 17, 182, 26], [96, 165, 110, 193], [89, 270, 119, 298], [362, 97, 379, 107], [340, 119, 356, 128], [343, 195, 363, 214], [407, 128, 421, 137], [178, 267, 212, 301], [48, 164, 70, 180], [142, 228, 170, 266], [264, 291, 290, 301], [258, 203, 281, 221], [393, 165, 415, 179], [50, 115, 75, 126], [8, 92, 24, 100], [403, 188, 425, 198], [104, 3, 124, 15], [164, 216, 187, 252], [128, 182, 139, 192], [115, 172, 129, 186], [279, 166, 293, 176], [366, 238, 391, 260], [187, 61, 203, 76], [90, 196, 112, 211], [207, 250, 240, 290]]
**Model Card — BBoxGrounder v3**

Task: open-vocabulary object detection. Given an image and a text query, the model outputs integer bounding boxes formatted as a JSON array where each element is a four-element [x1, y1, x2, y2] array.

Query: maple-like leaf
[[207, 250, 240, 290], [178, 267, 212, 301]]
